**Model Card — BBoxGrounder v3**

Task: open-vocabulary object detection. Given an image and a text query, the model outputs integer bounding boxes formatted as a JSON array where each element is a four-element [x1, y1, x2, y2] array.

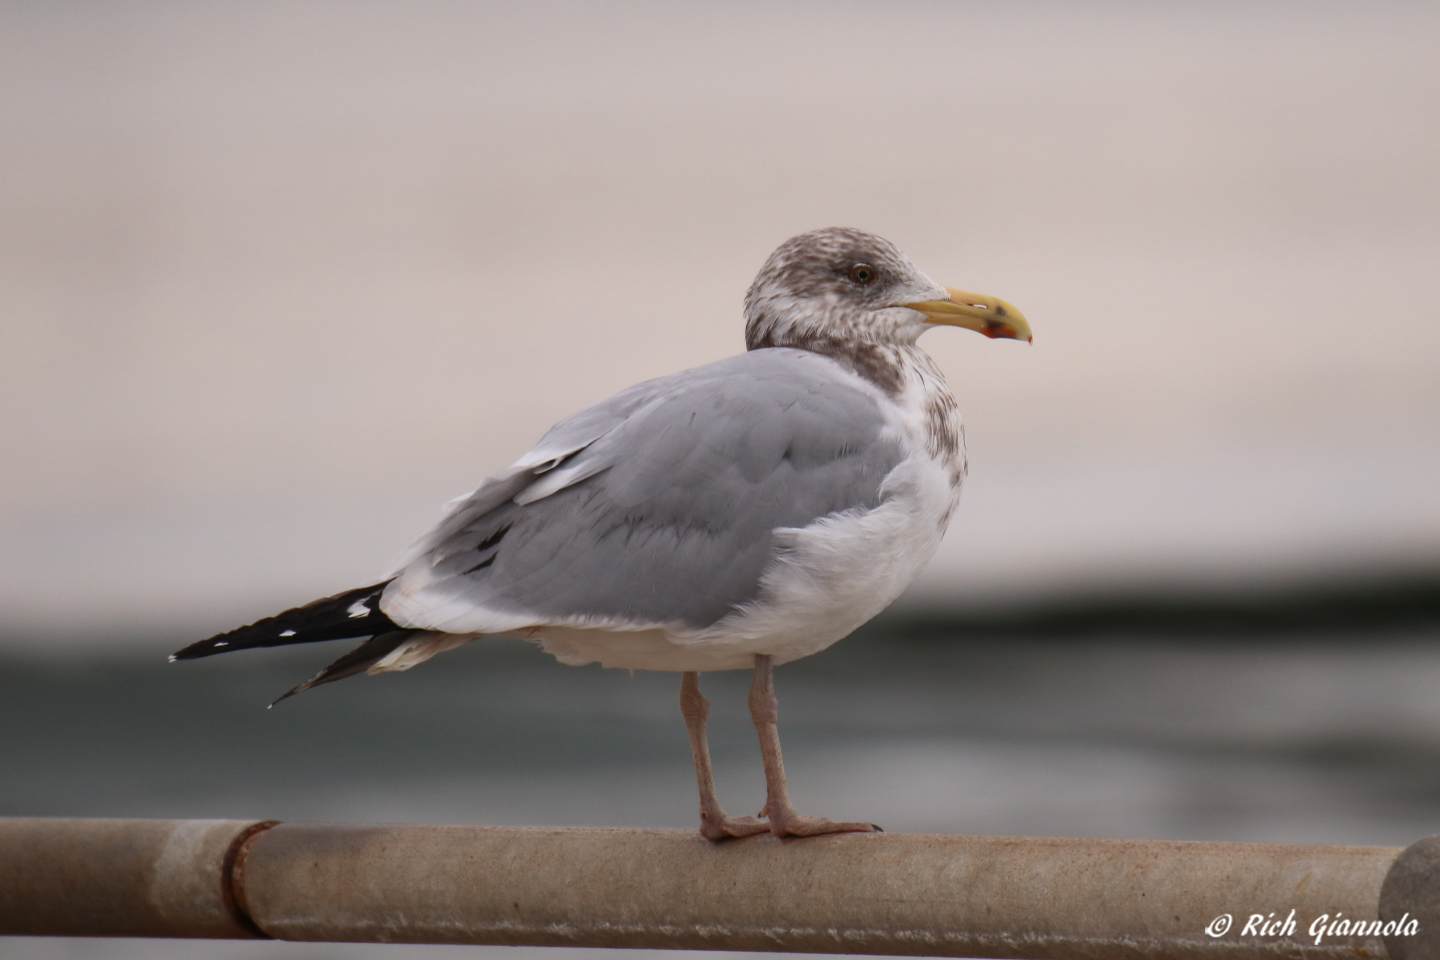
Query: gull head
[[744, 227, 1030, 351]]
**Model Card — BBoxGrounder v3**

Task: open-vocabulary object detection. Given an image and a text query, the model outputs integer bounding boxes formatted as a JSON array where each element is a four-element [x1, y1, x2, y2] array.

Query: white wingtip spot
[[279, 630, 296, 637], [347, 600, 371, 619], [167, 654, 178, 662], [215, 640, 228, 646]]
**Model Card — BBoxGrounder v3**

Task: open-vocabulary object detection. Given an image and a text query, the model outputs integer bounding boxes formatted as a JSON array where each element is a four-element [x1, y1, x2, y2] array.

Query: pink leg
[[748, 654, 880, 838], [680, 671, 768, 841]]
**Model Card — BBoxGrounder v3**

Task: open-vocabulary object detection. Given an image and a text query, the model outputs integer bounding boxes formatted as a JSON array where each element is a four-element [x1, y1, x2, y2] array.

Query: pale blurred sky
[[2, 1, 1438, 644]]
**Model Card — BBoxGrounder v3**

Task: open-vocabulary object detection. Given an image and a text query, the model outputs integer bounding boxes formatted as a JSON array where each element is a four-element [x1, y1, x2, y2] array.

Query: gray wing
[[385, 349, 905, 632], [384, 369, 681, 573]]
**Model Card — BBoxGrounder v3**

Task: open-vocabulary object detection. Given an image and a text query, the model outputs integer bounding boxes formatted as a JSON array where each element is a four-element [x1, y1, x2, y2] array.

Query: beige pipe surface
[[0, 817, 269, 938], [1, 818, 1418, 956], [237, 823, 1403, 958]]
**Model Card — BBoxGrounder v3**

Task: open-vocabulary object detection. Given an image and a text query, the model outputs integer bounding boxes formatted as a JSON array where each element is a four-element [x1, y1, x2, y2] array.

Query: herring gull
[[173, 227, 1031, 839]]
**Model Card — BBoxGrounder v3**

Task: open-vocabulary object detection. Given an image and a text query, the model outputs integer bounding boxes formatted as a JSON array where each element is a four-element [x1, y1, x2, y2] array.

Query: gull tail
[[170, 580, 417, 704]]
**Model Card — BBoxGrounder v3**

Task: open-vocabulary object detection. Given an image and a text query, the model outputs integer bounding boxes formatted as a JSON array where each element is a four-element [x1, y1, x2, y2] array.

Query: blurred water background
[[3, 1, 1440, 958]]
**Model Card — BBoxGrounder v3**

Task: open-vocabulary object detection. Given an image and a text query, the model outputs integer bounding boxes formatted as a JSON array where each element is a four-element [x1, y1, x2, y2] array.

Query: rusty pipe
[[2, 818, 1432, 958]]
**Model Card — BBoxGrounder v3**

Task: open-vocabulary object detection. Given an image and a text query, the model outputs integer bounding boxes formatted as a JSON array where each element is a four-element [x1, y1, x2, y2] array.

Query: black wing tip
[[171, 637, 228, 661], [268, 686, 303, 708], [169, 580, 398, 662], [267, 631, 412, 706]]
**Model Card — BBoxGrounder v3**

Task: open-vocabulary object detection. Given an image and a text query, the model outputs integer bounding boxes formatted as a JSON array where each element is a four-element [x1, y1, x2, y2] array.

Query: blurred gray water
[[7, 624, 1440, 959]]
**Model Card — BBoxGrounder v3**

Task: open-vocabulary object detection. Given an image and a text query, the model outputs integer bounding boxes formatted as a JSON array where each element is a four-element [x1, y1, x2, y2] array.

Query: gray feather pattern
[[387, 349, 904, 630]]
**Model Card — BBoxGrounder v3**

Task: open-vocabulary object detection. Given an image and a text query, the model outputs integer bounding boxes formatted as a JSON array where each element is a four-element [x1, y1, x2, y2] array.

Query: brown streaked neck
[[746, 329, 905, 398]]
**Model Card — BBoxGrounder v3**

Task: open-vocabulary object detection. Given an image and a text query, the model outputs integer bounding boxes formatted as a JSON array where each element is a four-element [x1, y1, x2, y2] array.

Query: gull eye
[[849, 263, 878, 285]]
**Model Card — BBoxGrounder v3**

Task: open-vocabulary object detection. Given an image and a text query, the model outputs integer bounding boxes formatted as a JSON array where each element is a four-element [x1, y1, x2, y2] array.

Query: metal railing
[[2, 818, 1436, 958]]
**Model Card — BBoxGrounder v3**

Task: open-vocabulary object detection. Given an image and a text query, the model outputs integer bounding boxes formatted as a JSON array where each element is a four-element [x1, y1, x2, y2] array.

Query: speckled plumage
[[744, 227, 965, 482]]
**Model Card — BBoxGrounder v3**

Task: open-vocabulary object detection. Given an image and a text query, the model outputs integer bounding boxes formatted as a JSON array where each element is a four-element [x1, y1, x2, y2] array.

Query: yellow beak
[[905, 287, 1032, 343]]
